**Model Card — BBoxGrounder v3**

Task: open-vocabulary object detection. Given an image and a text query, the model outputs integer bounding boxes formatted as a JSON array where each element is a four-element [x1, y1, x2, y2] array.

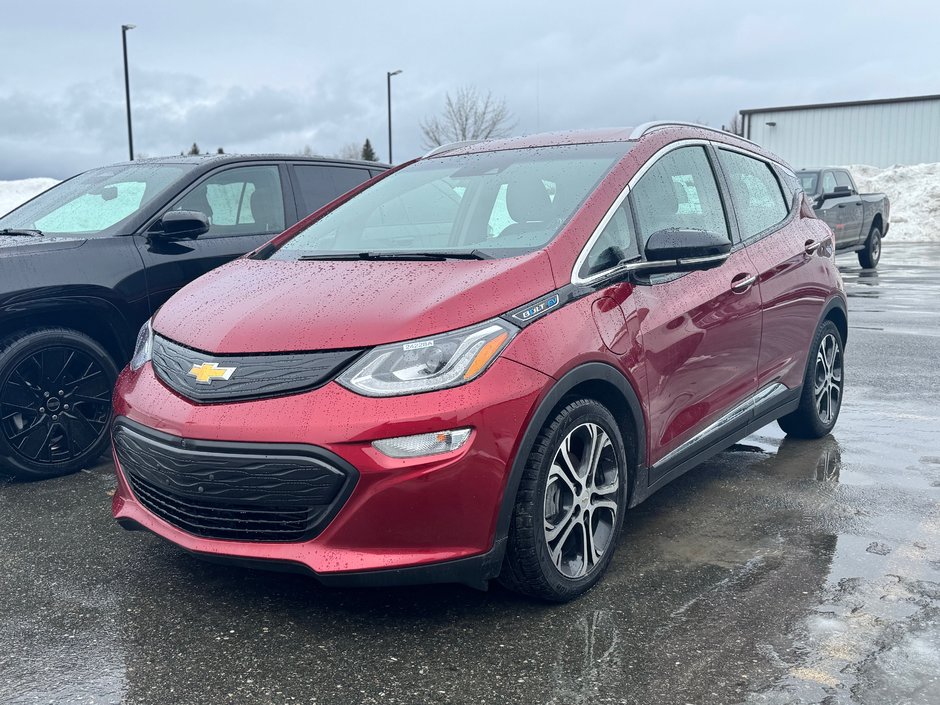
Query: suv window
[[834, 171, 853, 190], [631, 146, 728, 245], [579, 203, 639, 279], [821, 171, 837, 195], [717, 149, 789, 239], [172, 165, 285, 237], [293, 165, 372, 216]]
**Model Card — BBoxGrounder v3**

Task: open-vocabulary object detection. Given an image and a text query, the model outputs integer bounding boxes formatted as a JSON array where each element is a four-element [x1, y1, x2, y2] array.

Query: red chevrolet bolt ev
[[112, 123, 846, 601]]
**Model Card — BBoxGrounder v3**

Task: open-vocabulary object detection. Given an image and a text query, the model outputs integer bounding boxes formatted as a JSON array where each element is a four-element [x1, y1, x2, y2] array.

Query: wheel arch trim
[[493, 362, 647, 548]]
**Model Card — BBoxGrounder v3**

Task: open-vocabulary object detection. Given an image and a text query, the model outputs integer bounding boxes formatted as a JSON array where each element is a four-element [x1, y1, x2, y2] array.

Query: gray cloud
[[2, 0, 939, 178]]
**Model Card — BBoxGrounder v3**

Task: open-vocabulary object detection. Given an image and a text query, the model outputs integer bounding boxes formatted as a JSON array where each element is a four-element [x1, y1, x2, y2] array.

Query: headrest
[[506, 177, 553, 223]]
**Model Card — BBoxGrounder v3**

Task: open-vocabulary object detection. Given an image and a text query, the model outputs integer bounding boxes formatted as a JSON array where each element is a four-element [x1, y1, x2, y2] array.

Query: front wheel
[[857, 226, 882, 269], [0, 327, 117, 480], [499, 398, 628, 602], [778, 320, 844, 439]]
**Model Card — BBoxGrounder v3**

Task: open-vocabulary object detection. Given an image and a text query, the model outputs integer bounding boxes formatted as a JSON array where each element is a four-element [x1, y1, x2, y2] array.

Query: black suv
[[0, 154, 386, 479]]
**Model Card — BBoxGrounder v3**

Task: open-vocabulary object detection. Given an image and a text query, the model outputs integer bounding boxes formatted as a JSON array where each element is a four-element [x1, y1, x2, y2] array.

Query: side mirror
[[153, 210, 210, 240], [819, 186, 852, 203], [642, 229, 731, 273]]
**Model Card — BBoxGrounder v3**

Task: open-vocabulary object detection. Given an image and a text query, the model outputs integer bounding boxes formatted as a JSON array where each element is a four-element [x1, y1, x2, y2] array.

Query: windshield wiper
[[298, 250, 489, 261], [0, 228, 44, 238]]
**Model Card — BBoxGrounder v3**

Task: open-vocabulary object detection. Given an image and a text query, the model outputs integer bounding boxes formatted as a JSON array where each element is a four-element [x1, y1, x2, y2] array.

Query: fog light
[[372, 428, 472, 459]]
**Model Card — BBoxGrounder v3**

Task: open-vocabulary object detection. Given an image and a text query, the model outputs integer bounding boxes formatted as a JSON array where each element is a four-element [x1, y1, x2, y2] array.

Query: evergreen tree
[[361, 138, 378, 162], [217, 147, 224, 154], [188, 143, 200, 156]]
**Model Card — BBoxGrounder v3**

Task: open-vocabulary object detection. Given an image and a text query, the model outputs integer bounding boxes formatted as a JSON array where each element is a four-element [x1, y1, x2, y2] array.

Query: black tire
[[499, 398, 628, 602], [857, 225, 882, 269], [778, 320, 844, 439], [0, 327, 117, 480]]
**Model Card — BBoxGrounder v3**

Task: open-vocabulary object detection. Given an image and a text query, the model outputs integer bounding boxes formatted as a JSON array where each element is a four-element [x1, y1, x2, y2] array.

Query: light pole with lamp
[[386, 69, 402, 164], [122, 24, 136, 161]]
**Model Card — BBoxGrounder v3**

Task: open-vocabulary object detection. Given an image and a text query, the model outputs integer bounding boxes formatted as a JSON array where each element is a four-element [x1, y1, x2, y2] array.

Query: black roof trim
[[740, 93, 940, 116]]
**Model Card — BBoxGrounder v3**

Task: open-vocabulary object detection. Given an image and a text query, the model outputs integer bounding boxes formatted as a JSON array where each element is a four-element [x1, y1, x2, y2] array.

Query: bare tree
[[336, 142, 361, 160], [723, 113, 744, 136], [420, 86, 515, 149]]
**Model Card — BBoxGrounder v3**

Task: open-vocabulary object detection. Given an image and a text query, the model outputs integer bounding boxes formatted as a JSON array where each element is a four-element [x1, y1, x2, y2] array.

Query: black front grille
[[150, 334, 362, 404], [114, 419, 358, 542]]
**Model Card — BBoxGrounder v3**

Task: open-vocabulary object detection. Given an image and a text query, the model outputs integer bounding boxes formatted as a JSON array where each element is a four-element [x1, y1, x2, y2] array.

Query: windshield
[[270, 143, 628, 260], [797, 171, 819, 195], [0, 163, 190, 236]]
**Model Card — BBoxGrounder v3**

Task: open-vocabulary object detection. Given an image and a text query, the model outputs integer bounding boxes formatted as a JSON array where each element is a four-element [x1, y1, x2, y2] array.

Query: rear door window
[[631, 146, 729, 246], [293, 165, 372, 216], [717, 149, 789, 239]]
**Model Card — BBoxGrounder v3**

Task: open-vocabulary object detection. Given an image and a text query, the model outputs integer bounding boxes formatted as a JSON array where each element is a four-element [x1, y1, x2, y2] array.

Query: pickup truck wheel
[[0, 328, 117, 480], [499, 398, 628, 602], [857, 226, 882, 269]]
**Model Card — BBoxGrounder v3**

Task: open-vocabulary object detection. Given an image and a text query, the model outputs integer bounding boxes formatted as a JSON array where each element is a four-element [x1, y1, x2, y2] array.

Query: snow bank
[[844, 163, 940, 242], [0, 178, 59, 216]]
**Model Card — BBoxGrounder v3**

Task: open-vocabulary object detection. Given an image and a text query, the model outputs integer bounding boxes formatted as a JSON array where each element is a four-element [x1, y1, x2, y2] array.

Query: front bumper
[[111, 356, 550, 586]]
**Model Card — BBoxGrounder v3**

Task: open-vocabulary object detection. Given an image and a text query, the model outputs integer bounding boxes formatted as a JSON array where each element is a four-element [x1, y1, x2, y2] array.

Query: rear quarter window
[[293, 165, 372, 216]]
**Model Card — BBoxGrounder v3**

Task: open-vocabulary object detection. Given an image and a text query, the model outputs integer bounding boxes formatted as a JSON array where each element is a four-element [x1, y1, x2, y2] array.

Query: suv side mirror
[[642, 229, 731, 273], [153, 210, 210, 240]]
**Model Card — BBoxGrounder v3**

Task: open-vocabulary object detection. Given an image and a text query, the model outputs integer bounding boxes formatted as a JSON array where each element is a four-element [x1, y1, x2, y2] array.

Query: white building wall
[[743, 98, 940, 168]]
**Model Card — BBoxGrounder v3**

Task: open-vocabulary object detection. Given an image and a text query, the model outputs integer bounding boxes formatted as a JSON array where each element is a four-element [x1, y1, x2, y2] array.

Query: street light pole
[[122, 24, 136, 161], [386, 69, 402, 164]]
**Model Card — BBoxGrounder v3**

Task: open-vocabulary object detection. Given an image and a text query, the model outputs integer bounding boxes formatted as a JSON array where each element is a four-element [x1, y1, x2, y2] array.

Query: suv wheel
[[857, 226, 882, 269], [500, 398, 628, 602], [0, 328, 117, 480], [778, 320, 844, 439]]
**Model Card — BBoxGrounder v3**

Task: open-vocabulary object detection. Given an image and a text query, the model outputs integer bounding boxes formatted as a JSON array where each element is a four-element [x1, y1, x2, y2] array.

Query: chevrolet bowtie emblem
[[188, 362, 236, 384]]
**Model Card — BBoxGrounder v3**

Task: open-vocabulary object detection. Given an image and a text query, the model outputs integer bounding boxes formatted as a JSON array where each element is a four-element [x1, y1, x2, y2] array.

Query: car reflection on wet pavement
[[1, 244, 938, 705]]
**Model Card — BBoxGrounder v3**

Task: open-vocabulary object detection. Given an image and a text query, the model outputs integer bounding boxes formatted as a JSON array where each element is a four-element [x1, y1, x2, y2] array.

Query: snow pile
[[844, 163, 940, 242], [0, 178, 59, 216]]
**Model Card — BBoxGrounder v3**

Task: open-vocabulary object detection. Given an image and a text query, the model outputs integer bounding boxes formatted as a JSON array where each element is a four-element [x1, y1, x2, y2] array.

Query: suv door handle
[[837, 203, 847, 208], [804, 239, 823, 254], [730, 273, 757, 294]]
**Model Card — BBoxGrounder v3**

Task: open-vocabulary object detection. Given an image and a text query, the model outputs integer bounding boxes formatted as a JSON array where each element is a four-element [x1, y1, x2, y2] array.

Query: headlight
[[337, 318, 518, 397], [129, 319, 153, 371]]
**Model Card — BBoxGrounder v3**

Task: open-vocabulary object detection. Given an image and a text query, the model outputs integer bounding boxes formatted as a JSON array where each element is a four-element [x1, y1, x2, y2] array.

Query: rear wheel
[[0, 328, 117, 480], [778, 320, 844, 439], [499, 398, 628, 602], [857, 225, 882, 269]]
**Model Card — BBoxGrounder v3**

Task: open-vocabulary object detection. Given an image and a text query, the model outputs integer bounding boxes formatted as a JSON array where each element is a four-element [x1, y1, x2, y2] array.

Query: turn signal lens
[[372, 428, 472, 458]]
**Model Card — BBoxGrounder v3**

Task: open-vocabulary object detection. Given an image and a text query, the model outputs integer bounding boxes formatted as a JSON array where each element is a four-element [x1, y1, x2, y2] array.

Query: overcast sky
[[1, 0, 939, 179]]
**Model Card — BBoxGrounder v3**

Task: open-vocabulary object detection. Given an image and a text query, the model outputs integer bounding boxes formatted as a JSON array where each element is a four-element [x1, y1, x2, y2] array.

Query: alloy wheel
[[814, 333, 843, 425], [0, 346, 112, 465], [543, 422, 620, 579]]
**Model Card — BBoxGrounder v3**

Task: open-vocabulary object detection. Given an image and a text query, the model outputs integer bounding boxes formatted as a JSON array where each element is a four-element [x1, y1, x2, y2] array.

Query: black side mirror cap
[[632, 229, 732, 274], [152, 210, 210, 240]]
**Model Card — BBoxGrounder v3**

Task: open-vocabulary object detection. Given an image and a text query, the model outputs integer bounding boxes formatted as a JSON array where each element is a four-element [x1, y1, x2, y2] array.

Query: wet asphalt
[[2, 243, 939, 705]]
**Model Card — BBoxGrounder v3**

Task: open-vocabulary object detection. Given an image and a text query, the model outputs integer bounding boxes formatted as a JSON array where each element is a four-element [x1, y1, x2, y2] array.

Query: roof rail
[[423, 140, 484, 158], [629, 121, 760, 146]]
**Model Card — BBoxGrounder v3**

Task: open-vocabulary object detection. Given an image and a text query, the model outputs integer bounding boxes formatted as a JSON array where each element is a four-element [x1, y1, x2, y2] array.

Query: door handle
[[730, 273, 757, 294], [837, 203, 846, 208], [855, 202, 863, 206], [804, 239, 823, 255]]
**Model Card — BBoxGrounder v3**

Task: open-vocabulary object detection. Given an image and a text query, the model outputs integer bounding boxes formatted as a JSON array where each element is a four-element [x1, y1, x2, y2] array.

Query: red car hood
[[152, 253, 556, 353]]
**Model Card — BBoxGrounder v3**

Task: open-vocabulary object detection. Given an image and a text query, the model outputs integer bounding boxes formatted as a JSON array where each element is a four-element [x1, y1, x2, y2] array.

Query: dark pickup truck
[[0, 154, 386, 479], [797, 168, 890, 269]]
